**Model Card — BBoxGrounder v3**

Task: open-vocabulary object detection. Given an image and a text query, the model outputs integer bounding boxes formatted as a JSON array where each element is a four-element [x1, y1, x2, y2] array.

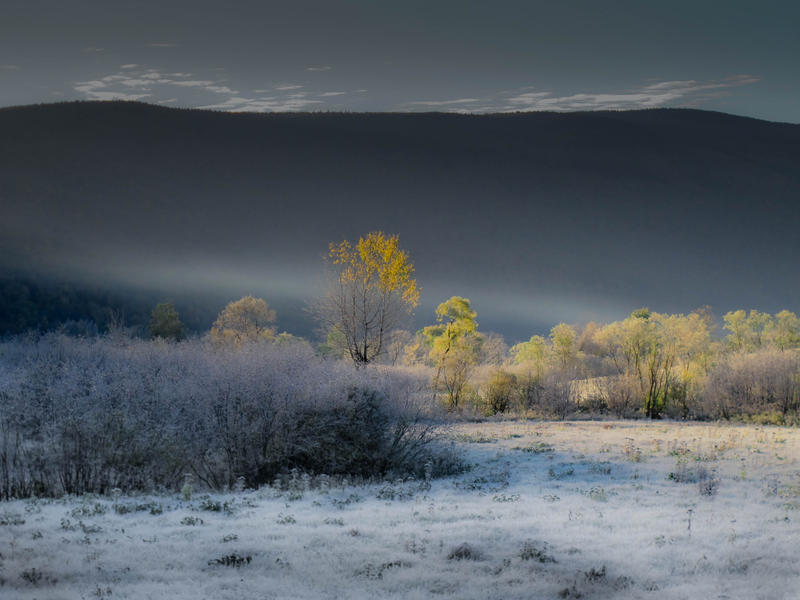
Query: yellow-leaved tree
[[314, 231, 419, 365], [210, 296, 277, 345], [423, 296, 481, 409], [595, 308, 712, 418]]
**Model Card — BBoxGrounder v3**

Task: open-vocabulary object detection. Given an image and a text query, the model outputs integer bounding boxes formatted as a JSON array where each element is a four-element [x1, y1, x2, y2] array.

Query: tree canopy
[[423, 296, 481, 409], [314, 231, 419, 365], [210, 296, 276, 345], [148, 302, 185, 341]]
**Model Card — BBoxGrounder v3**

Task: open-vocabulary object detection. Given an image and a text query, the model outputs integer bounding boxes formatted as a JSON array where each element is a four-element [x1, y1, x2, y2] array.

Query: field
[[2, 420, 799, 599]]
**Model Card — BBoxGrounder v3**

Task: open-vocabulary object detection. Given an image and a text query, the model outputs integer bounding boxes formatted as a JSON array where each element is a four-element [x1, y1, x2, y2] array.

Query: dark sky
[[1, 0, 799, 122]]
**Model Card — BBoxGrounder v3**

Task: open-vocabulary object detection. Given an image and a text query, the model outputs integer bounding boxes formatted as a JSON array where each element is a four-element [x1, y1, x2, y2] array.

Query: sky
[[1, 0, 799, 122]]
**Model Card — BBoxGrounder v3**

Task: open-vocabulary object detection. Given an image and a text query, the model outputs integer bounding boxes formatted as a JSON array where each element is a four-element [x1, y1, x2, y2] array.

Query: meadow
[[2, 420, 798, 599]]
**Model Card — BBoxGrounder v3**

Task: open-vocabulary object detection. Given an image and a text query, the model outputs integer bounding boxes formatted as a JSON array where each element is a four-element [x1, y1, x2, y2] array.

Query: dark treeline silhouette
[[0, 272, 221, 336]]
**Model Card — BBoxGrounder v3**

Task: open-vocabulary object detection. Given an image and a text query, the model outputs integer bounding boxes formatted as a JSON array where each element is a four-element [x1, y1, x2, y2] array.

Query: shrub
[[703, 349, 800, 420], [539, 370, 577, 419], [0, 334, 459, 498], [600, 374, 640, 418], [447, 542, 481, 561], [483, 369, 518, 414]]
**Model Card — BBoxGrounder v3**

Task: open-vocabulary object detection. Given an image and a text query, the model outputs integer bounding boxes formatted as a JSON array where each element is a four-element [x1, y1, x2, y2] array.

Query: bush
[[539, 370, 577, 419], [0, 334, 457, 498], [483, 369, 518, 415], [600, 374, 640, 418], [703, 349, 800, 420]]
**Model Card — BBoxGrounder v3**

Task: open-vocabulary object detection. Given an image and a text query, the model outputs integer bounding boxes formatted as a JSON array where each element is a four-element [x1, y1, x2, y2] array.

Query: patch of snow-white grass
[[1, 421, 799, 599]]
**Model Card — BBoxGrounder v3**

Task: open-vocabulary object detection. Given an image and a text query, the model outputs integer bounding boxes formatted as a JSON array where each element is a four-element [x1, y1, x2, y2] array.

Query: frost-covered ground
[[2, 420, 800, 599]]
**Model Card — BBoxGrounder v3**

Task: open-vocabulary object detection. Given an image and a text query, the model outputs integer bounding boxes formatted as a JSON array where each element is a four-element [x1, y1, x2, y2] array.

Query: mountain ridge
[[1, 101, 798, 338]]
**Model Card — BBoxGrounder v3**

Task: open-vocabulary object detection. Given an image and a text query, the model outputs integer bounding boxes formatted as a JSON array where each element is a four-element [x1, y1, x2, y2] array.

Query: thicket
[[3, 284, 800, 501], [398, 306, 800, 423], [0, 335, 458, 499]]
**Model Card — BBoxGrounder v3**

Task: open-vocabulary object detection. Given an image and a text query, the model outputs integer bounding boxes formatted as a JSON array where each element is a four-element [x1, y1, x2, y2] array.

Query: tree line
[[139, 231, 800, 424], [2, 232, 799, 497], [7, 231, 800, 424]]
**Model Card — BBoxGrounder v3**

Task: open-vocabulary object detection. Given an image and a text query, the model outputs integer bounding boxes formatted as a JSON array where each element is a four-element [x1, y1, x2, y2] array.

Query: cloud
[[406, 98, 480, 107], [500, 75, 760, 112], [74, 79, 151, 100], [74, 68, 239, 101], [75, 66, 323, 112], [306, 66, 332, 72], [0, 64, 20, 71], [83, 47, 105, 53], [147, 42, 177, 48], [406, 75, 760, 114], [319, 91, 346, 97], [197, 96, 322, 112]]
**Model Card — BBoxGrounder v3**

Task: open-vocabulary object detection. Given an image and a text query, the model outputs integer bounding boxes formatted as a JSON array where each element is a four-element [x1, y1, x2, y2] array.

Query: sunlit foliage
[[595, 309, 712, 418], [315, 232, 419, 365], [210, 296, 276, 345], [423, 296, 481, 409], [509, 335, 548, 368]]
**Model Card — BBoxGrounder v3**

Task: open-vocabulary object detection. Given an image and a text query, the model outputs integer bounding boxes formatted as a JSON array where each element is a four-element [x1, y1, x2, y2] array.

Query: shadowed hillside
[[1, 102, 799, 337]]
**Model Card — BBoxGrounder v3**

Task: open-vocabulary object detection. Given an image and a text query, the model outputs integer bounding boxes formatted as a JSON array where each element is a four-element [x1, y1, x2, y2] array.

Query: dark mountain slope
[[1, 102, 798, 337]]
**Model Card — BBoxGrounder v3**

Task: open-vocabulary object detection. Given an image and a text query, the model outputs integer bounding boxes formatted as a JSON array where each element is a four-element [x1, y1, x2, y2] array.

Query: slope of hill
[[1, 102, 798, 337]]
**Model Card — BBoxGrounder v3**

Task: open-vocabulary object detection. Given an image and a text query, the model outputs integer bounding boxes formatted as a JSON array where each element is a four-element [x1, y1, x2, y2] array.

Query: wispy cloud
[[505, 76, 759, 111], [74, 69, 237, 101], [406, 75, 760, 113], [0, 64, 20, 71], [74, 67, 323, 112], [147, 42, 177, 48], [73, 78, 151, 101], [319, 91, 347, 97], [406, 98, 480, 107], [306, 66, 332, 72], [197, 96, 322, 112]]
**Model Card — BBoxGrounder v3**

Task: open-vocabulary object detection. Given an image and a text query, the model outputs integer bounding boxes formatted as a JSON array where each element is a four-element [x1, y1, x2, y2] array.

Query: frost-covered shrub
[[0, 334, 454, 498], [599, 374, 640, 418], [703, 349, 800, 421], [539, 370, 577, 419]]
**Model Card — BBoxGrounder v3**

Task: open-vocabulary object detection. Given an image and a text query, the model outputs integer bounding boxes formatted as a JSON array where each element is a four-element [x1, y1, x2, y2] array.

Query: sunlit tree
[[723, 309, 772, 352], [596, 308, 712, 418], [314, 231, 419, 365], [510, 335, 548, 365], [550, 323, 578, 368], [765, 310, 800, 350], [423, 296, 481, 409], [210, 296, 276, 345]]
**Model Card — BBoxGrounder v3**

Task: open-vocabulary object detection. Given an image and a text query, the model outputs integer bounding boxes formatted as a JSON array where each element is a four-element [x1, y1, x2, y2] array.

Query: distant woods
[[0, 274, 210, 336]]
